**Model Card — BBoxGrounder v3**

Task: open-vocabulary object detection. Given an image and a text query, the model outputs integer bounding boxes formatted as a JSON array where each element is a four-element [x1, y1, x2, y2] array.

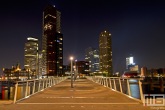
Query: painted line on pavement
[[17, 102, 140, 105], [42, 97, 104, 99]]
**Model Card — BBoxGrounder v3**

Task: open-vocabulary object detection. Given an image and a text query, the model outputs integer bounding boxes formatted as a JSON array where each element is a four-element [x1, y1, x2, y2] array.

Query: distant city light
[[130, 57, 133, 64], [27, 37, 38, 41]]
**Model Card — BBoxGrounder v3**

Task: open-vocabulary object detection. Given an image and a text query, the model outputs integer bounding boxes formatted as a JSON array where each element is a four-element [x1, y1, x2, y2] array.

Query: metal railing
[[86, 76, 144, 102], [13, 76, 67, 103]]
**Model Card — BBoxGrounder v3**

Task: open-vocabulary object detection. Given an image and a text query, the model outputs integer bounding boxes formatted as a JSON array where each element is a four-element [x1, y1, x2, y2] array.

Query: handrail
[[86, 76, 143, 102], [13, 76, 68, 104]]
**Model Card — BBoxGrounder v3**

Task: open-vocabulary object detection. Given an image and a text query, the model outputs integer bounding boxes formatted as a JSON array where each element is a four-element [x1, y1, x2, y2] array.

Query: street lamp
[[70, 56, 74, 88], [74, 60, 77, 81]]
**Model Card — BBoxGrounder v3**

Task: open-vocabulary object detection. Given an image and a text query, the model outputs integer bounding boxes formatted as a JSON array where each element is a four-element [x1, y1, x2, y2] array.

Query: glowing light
[[27, 37, 38, 41], [70, 57, 74, 60], [130, 57, 133, 64]]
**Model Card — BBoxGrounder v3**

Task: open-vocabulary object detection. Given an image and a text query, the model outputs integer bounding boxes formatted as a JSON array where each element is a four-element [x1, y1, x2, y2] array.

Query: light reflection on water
[[0, 85, 30, 100], [130, 84, 140, 99]]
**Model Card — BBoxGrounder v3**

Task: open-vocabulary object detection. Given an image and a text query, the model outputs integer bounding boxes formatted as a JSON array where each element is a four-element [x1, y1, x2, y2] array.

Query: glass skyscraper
[[85, 47, 99, 73], [42, 5, 63, 77], [99, 30, 112, 76], [24, 37, 39, 77]]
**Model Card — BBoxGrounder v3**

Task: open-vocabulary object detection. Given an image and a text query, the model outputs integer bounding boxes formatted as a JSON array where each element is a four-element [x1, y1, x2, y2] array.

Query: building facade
[[3, 63, 29, 80], [75, 61, 89, 76], [126, 55, 135, 70], [85, 47, 99, 74], [24, 37, 39, 78], [42, 5, 63, 77], [99, 30, 112, 76]]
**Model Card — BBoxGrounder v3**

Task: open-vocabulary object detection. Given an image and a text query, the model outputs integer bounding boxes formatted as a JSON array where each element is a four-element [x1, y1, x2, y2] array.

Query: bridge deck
[[0, 78, 152, 110]]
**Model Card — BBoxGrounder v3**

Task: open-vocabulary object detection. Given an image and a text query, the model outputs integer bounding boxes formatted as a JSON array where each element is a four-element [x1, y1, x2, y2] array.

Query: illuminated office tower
[[24, 37, 39, 77], [126, 55, 135, 70], [99, 30, 112, 76], [85, 47, 99, 73], [42, 5, 63, 76]]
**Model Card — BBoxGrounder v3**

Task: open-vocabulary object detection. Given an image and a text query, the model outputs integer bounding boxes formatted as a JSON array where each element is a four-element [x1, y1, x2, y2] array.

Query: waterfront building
[[42, 5, 63, 77], [24, 37, 39, 78], [3, 63, 29, 80], [99, 30, 112, 76], [85, 47, 99, 74], [141, 67, 147, 77]]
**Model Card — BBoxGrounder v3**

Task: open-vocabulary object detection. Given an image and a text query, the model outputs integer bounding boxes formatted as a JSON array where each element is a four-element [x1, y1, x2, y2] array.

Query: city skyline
[[0, 0, 165, 74]]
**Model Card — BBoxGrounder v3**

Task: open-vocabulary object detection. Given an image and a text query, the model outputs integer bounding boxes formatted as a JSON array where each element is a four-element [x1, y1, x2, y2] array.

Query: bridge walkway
[[0, 78, 152, 110]]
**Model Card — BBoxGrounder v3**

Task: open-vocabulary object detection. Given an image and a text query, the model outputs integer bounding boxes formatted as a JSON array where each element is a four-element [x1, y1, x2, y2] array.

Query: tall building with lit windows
[[85, 47, 99, 73], [99, 30, 112, 76], [24, 37, 39, 77], [42, 5, 63, 76], [126, 55, 135, 70]]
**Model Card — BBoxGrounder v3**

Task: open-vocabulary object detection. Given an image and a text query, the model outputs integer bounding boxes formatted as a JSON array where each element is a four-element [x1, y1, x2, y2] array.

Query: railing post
[[109, 78, 112, 89], [32, 80, 36, 94], [49, 78, 51, 87], [138, 80, 144, 101], [113, 78, 116, 90], [13, 82, 18, 104], [98, 77, 100, 84], [106, 77, 109, 87], [127, 79, 131, 96], [104, 77, 106, 87], [96, 77, 98, 83], [43, 79, 45, 89], [45, 78, 48, 88], [25, 81, 29, 97], [54, 78, 56, 85], [119, 78, 123, 93], [99, 77, 102, 84], [53, 77, 54, 85], [38, 79, 41, 92]]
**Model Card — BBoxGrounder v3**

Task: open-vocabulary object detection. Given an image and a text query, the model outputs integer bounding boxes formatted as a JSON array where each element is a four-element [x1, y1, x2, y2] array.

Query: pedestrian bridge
[[0, 76, 158, 110]]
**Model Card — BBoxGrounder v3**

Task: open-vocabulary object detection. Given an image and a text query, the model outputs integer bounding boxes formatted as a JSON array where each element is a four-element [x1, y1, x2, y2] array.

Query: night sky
[[0, 0, 165, 74]]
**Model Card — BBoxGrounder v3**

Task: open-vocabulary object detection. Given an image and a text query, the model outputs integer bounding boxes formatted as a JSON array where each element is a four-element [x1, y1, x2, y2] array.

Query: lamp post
[[70, 56, 74, 88], [74, 60, 77, 81]]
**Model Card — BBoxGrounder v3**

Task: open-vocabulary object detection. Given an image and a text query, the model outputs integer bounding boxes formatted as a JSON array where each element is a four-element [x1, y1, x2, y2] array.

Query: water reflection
[[0, 85, 30, 100], [130, 84, 140, 99]]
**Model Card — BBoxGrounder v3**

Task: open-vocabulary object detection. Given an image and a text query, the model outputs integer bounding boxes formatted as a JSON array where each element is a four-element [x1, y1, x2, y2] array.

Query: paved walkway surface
[[0, 78, 154, 110]]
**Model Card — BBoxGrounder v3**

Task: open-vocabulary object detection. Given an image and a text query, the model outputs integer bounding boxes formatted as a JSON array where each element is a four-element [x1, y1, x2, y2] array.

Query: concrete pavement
[[0, 78, 156, 110]]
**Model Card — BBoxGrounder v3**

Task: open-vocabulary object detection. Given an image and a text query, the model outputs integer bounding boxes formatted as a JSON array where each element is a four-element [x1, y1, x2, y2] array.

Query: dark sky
[[0, 0, 165, 74]]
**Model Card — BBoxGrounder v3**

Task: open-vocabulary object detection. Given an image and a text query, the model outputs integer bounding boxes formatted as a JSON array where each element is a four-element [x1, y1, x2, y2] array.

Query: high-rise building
[[42, 5, 63, 76], [38, 51, 43, 78], [75, 61, 89, 75], [85, 47, 99, 73], [24, 37, 39, 78], [99, 30, 112, 76], [126, 55, 135, 70]]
